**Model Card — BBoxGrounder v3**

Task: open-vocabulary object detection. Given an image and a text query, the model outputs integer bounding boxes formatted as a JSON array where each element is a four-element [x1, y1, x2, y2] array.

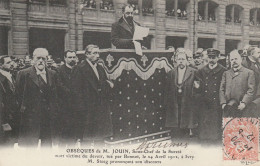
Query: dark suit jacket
[[0, 73, 19, 142], [72, 60, 113, 140], [16, 66, 60, 146], [56, 64, 75, 138], [164, 67, 198, 129], [219, 66, 256, 106], [111, 17, 141, 49]]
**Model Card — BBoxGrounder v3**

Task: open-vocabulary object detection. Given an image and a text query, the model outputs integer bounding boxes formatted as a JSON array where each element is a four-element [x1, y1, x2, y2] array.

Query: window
[[49, 0, 66, 5], [250, 8, 260, 26], [100, 0, 114, 10], [166, 0, 175, 16], [29, 0, 46, 3], [177, 0, 188, 19], [142, 0, 154, 16], [226, 4, 243, 24], [82, 0, 96, 9]]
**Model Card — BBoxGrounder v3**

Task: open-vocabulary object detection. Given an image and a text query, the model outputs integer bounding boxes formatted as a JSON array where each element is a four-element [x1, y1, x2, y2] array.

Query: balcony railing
[[82, 7, 115, 23], [28, 2, 67, 17], [225, 22, 242, 35], [166, 17, 188, 31], [197, 20, 217, 33]]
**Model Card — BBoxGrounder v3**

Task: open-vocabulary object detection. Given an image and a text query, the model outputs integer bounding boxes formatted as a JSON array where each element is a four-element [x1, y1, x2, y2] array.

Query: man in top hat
[[16, 48, 60, 148], [219, 50, 256, 117], [196, 48, 226, 142], [111, 4, 142, 49], [164, 51, 198, 139]]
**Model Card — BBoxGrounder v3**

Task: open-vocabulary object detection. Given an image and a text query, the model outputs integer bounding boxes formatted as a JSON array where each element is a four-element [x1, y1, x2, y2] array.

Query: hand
[[238, 102, 246, 110], [222, 104, 226, 110], [106, 80, 114, 88], [193, 81, 200, 89], [142, 46, 147, 49]]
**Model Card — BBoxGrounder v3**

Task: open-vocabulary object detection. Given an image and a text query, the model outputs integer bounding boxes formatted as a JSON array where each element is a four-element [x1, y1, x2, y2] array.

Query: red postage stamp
[[223, 118, 259, 161]]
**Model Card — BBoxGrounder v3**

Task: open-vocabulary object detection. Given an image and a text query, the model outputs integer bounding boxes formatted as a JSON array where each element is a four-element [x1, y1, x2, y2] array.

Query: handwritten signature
[[135, 140, 188, 151]]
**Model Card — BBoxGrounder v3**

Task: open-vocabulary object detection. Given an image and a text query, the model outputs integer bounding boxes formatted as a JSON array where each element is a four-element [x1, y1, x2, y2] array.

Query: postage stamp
[[223, 118, 259, 161]]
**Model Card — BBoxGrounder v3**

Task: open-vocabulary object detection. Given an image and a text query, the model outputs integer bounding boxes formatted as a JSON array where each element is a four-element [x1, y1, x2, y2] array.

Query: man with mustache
[[56, 50, 77, 147], [16, 48, 60, 148], [0, 55, 19, 146], [111, 4, 142, 49], [219, 50, 256, 117], [72, 45, 113, 146], [196, 49, 226, 143], [164, 51, 198, 140]]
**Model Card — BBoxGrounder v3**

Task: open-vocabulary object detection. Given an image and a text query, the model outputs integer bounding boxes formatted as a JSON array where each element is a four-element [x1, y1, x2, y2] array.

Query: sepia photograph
[[0, 0, 260, 166]]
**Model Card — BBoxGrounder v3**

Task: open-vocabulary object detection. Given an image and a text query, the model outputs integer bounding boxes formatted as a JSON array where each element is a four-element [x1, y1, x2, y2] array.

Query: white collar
[[34, 66, 46, 75], [86, 59, 97, 68], [0, 69, 11, 76], [65, 63, 73, 69], [208, 63, 217, 69], [248, 56, 256, 63]]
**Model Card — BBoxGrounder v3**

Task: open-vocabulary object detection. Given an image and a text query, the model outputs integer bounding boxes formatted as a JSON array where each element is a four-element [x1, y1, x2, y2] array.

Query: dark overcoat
[[111, 17, 141, 49], [72, 60, 113, 140], [56, 64, 75, 140], [164, 67, 198, 129], [219, 67, 256, 117], [15, 66, 60, 146], [196, 64, 226, 140]]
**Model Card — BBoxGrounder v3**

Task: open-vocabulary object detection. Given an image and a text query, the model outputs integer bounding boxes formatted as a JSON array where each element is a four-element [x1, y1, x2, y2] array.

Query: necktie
[[36, 70, 47, 83]]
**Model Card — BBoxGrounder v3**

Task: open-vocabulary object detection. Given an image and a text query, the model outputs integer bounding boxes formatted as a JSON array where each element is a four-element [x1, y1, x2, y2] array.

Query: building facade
[[1, 0, 260, 59]]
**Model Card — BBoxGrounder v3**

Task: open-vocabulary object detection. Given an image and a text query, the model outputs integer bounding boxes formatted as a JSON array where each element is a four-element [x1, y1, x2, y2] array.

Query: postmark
[[223, 118, 259, 161]]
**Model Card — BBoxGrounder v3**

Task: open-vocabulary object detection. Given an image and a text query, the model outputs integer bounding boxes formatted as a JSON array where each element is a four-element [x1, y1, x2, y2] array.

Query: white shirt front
[[0, 69, 13, 84], [35, 66, 47, 83], [177, 67, 186, 85], [86, 59, 99, 80]]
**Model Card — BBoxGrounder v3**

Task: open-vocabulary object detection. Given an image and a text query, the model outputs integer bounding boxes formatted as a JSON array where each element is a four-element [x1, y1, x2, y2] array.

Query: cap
[[193, 48, 203, 58], [207, 48, 220, 57]]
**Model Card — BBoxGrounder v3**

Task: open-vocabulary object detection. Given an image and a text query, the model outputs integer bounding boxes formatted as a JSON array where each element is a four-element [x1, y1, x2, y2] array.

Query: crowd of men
[[0, 44, 259, 148], [0, 4, 259, 148]]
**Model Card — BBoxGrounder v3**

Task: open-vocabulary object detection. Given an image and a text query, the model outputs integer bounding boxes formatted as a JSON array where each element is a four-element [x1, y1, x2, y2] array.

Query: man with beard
[[220, 50, 256, 117], [164, 51, 198, 139], [196, 49, 226, 143], [72, 45, 113, 146], [57, 50, 77, 147], [111, 4, 142, 49], [16, 48, 60, 148], [0, 55, 19, 146]]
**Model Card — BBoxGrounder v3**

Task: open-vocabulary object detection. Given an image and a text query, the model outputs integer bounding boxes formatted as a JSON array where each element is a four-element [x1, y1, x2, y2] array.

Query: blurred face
[[194, 56, 202, 66], [86, 47, 100, 63], [208, 55, 219, 66], [65, 52, 77, 67], [251, 48, 260, 61], [33, 54, 47, 71], [2, 57, 13, 71], [176, 53, 188, 69], [124, 6, 134, 21], [230, 53, 242, 69]]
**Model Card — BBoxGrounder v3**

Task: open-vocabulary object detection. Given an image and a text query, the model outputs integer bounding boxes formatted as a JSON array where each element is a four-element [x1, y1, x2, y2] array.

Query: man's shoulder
[[18, 66, 33, 75], [241, 66, 254, 74]]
